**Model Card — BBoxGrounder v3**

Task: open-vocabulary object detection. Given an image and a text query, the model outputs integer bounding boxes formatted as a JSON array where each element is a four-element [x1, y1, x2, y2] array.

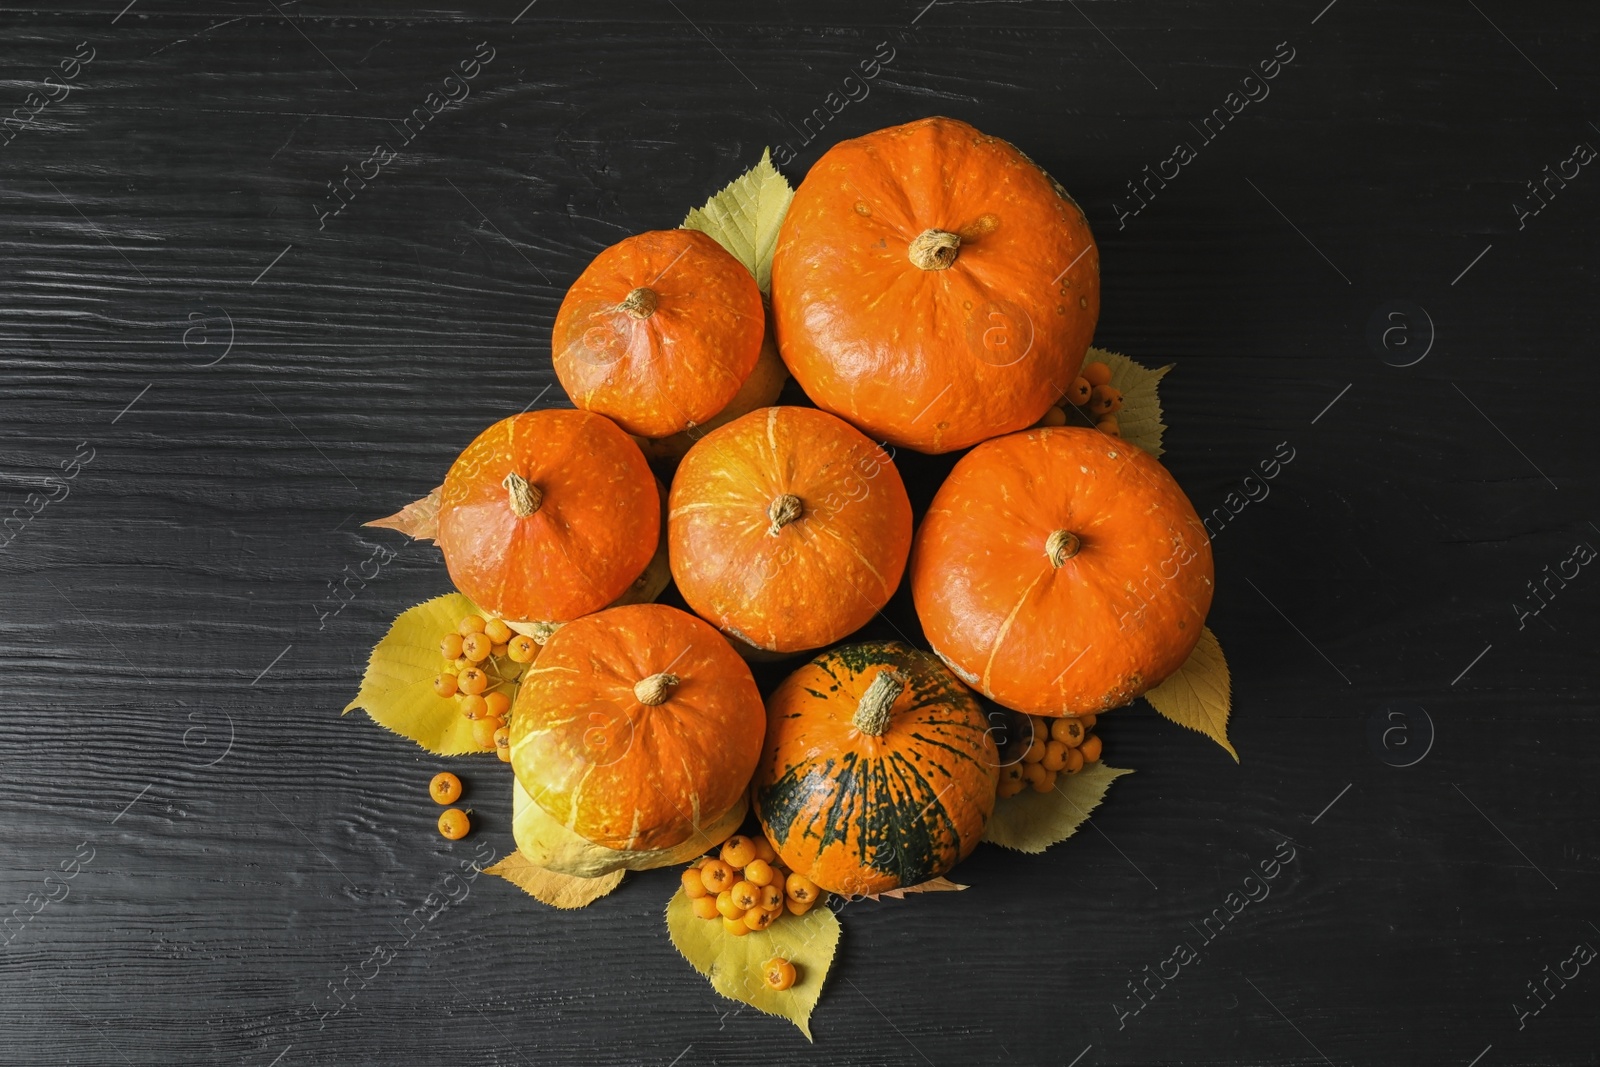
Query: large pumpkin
[[436, 410, 659, 625], [552, 229, 765, 438], [509, 603, 765, 877], [752, 641, 998, 896], [770, 116, 1099, 454], [911, 427, 1213, 716], [668, 406, 913, 653]]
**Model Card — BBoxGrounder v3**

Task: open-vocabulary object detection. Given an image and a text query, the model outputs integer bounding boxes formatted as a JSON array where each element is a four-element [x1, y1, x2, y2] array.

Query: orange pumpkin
[[911, 427, 1213, 716], [752, 641, 998, 895], [436, 410, 659, 625], [552, 229, 765, 438], [770, 116, 1099, 454], [668, 406, 913, 653], [509, 603, 766, 876]]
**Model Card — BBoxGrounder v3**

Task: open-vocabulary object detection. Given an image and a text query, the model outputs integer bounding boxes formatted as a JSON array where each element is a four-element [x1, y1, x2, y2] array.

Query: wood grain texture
[[2, 2, 1597, 1065]]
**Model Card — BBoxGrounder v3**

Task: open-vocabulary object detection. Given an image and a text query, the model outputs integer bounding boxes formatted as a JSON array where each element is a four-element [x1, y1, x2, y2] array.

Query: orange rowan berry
[[437, 808, 469, 840], [785, 872, 819, 905], [470, 716, 503, 749], [763, 957, 797, 991], [757, 884, 785, 912], [1066, 376, 1093, 406], [1064, 747, 1086, 774], [681, 867, 709, 899], [428, 772, 462, 805], [484, 692, 511, 718], [753, 836, 778, 864], [440, 633, 465, 660], [786, 896, 814, 916], [1042, 740, 1069, 772], [433, 672, 459, 698], [1080, 734, 1103, 763], [1034, 768, 1058, 793], [715, 890, 744, 921], [743, 859, 775, 887], [507, 635, 538, 663], [691, 894, 720, 920], [457, 668, 488, 696], [1096, 418, 1122, 438], [700, 859, 734, 893], [483, 618, 512, 644], [1088, 385, 1123, 416], [1021, 763, 1049, 788], [1083, 361, 1112, 387], [997, 764, 1025, 799], [495, 741, 511, 763], [1021, 734, 1046, 764], [1051, 717, 1085, 747], [721, 835, 756, 869], [1079, 713, 1098, 730], [1037, 406, 1067, 428], [459, 694, 488, 720], [730, 880, 759, 911], [721, 915, 749, 937], [744, 907, 776, 931], [462, 632, 493, 663], [457, 615, 486, 636]]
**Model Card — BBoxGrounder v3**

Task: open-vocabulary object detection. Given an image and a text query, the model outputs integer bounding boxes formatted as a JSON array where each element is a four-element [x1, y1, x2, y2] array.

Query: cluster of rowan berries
[[432, 613, 537, 761], [680, 833, 819, 989], [1037, 361, 1124, 437], [996, 713, 1104, 798]]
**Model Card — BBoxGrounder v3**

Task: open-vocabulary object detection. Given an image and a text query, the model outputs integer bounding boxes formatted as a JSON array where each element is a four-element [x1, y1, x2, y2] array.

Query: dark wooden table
[[3, 3, 1597, 1064]]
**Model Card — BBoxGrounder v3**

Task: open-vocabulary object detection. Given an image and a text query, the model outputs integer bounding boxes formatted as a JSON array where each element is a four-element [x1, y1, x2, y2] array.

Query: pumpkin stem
[[852, 670, 905, 737], [1046, 529, 1081, 567], [503, 471, 544, 518], [766, 493, 803, 536], [633, 672, 680, 706], [618, 286, 659, 320], [907, 229, 961, 271]]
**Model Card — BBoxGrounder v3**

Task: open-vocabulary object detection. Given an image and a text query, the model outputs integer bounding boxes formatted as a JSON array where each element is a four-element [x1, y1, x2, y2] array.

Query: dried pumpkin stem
[[767, 493, 803, 536], [633, 672, 680, 706], [852, 670, 904, 737], [907, 228, 961, 271], [618, 286, 658, 319], [503, 471, 544, 518], [1046, 529, 1081, 567]]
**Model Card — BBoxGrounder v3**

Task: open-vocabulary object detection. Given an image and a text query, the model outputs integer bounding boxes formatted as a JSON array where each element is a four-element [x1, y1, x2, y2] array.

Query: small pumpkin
[[911, 426, 1214, 716], [770, 116, 1099, 454], [752, 641, 999, 896], [552, 229, 765, 438], [436, 410, 659, 625], [668, 406, 913, 654], [509, 603, 765, 877]]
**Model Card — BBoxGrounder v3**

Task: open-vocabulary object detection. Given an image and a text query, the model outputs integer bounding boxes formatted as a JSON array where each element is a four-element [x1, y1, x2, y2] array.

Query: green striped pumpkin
[[752, 641, 999, 895]]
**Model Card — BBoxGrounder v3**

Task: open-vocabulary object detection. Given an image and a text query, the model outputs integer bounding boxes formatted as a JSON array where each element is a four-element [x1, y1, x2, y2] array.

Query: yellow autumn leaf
[[1082, 347, 1172, 457], [681, 148, 793, 293], [862, 876, 967, 901], [364, 485, 442, 541], [982, 762, 1133, 854], [666, 887, 840, 1040], [343, 592, 514, 755], [484, 850, 624, 909], [1144, 626, 1236, 761]]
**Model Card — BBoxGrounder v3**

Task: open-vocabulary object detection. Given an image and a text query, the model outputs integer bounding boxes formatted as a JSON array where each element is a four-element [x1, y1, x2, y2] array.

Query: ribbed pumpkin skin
[[911, 427, 1214, 716], [753, 641, 998, 895], [770, 116, 1099, 454], [668, 406, 913, 653], [552, 229, 765, 438], [437, 410, 659, 624], [510, 604, 765, 853]]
